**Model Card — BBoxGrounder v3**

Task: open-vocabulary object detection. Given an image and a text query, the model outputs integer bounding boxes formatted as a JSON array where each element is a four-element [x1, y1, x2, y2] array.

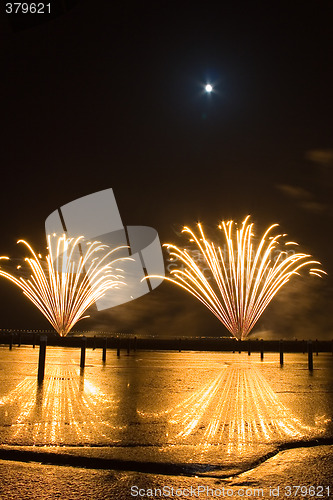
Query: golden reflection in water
[[138, 363, 327, 457], [0, 366, 124, 445]]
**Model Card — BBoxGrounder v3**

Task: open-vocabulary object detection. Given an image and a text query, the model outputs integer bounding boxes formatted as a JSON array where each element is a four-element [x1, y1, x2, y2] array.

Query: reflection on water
[[0, 348, 330, 464], [139, 363, 327, 457], [0, 366, 124, 445]]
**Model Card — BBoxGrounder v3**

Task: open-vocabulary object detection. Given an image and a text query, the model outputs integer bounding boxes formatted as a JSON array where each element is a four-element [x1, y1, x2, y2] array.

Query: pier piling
[[80, 336, 87, 369], [102, 337, 107, 362], [37, 335, 47, 383], [308, 340, 313, 371], [279, 340, 284, 365]]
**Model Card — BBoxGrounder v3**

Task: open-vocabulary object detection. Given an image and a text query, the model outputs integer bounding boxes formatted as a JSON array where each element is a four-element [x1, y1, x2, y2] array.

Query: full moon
[[205, 84, 213, 93]]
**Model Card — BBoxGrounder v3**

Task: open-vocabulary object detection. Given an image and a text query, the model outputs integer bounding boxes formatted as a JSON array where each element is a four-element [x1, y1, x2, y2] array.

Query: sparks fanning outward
[[0, 235, 131, 336], [149, 216, 327, 340]]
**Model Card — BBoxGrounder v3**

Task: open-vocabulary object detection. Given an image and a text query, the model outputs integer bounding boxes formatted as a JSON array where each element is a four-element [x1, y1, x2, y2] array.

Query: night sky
[[0, 1, 332, 338]]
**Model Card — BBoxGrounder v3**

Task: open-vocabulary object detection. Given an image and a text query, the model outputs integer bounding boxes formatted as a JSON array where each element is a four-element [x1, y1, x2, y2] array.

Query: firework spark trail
[[0, 235, 132, 336], [147, 216, 326, 340]]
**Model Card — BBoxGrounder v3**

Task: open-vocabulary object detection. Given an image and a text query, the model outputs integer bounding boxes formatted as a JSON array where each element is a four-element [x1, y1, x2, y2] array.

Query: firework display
[[0, 235, 130, 336], [150, 216, 326, 340]]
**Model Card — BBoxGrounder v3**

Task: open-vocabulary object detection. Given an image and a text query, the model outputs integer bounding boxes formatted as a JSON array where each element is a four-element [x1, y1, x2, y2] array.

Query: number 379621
[[6, 3, 51, 14]]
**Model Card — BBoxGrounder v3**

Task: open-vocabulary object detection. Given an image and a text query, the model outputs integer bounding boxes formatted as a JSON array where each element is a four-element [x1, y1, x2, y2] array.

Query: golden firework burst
[[148, 216, 326, 340], [0, 235, 131, 336]]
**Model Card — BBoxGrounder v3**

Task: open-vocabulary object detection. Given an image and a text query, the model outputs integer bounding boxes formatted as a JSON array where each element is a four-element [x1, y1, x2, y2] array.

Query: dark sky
[[0, 1, 332, 337]]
